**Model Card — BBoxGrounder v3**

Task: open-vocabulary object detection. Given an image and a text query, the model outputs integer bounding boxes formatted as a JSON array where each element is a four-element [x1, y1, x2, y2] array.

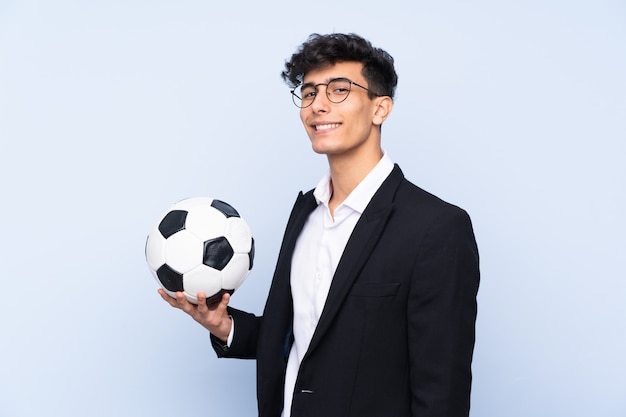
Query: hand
[[158, 289, 232, 342]]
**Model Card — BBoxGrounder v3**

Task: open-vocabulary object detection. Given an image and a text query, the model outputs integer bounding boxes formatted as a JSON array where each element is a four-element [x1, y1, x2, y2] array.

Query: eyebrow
[[300, 77, 349, 88]]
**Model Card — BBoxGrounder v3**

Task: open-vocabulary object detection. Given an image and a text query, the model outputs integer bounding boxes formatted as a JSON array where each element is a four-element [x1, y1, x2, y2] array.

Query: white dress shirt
[[281, 153, 394, 417]]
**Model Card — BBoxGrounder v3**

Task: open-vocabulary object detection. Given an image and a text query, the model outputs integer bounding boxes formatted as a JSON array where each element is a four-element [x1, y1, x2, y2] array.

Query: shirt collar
[[313, 152, 395, 214]]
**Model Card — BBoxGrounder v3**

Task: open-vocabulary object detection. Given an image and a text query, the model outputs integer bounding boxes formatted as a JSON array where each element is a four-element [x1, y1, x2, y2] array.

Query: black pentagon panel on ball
[[205, 289, 234, 306], [249, 237, 255, 270], [158, 210, 188, 238], [203, 237, 234, 271], [211, 199, 240, 218], [156, 264, 184, 292]]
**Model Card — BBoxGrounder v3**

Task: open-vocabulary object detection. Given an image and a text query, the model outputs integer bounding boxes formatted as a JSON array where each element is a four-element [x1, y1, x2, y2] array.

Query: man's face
[[299, 61, 387, 159]]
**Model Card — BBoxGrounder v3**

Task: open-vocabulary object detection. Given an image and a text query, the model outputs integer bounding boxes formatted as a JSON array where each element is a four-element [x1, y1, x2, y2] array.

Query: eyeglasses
[[290, 77, 381, 108]]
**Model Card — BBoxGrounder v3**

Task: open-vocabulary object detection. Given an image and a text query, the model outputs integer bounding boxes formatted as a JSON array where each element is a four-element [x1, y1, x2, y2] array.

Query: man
[[159, 33, 480, 417]]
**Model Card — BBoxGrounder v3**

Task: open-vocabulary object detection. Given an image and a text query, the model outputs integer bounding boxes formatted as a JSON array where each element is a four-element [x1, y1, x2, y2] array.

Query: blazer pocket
[[349, 282, 400, 297]]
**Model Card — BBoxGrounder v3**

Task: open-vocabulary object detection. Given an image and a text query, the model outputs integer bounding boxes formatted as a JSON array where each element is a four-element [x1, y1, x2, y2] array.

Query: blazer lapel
[[279, 190, 318, 272], [265, 190, 317, 312], [305, 165, 404, 357], [261, 190, 317, 361], [267, 190, 318, 306]]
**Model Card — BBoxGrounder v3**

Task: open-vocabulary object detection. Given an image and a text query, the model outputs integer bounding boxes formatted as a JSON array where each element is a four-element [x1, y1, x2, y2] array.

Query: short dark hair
[[281, 33, 398, 100]]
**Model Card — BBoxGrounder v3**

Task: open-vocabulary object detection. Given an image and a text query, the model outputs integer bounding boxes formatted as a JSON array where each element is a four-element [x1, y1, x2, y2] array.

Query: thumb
[[215, 292, 231, 314]]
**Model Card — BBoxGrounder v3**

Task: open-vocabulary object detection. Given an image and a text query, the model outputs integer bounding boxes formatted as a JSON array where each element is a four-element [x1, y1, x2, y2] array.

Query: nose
[[309, 86, 330, 113]]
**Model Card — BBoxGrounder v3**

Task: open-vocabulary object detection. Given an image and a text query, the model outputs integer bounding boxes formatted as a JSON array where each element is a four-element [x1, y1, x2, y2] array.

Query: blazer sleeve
[[210, 306, 262, 359], [408, 208, 480, 416]]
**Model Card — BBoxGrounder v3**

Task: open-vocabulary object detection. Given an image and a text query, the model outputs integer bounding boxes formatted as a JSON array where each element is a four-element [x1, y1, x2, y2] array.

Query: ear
[[372, 96, 393, 126]]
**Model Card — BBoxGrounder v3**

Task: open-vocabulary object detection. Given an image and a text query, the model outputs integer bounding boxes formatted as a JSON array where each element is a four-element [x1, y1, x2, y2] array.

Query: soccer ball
[[145, 197, 254, 305]]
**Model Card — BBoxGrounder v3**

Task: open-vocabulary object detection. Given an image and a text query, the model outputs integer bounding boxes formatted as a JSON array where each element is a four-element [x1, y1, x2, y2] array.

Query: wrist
[[214, 315, 232, 343]]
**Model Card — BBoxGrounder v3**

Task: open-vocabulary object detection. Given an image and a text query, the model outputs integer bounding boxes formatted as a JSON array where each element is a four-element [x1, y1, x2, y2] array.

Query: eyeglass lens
[[293, 78, 352, 108]]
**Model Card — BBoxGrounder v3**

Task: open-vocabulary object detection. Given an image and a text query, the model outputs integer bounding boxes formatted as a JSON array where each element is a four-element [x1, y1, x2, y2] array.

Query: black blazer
[[212, 165, 480, 417]]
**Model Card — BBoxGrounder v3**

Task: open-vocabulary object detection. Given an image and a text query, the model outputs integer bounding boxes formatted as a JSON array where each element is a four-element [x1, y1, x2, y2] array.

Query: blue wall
[[1, 1, 624, 416]]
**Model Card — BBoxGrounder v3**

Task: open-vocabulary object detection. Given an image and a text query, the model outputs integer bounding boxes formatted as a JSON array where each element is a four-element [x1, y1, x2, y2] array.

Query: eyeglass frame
[[290, 77, 382, 109]]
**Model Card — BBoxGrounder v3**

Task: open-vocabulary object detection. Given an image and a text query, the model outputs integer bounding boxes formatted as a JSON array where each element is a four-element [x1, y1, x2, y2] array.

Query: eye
[[300, 87, 317, 99], [329, 80, 351, 96]]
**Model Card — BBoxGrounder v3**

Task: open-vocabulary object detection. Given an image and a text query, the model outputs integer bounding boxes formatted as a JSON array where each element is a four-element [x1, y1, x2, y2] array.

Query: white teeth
[[315, 123, 340, 131]]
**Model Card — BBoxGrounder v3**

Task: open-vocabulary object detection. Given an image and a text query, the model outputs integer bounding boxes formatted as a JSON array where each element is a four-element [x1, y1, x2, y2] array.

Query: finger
[[158, 289, 179, 307], [214, 292, 231, 314], [174, 291, 187, 303], [196, 292, 208, 313], [175, 292, 195, 313], [221, 292, 231, 306]]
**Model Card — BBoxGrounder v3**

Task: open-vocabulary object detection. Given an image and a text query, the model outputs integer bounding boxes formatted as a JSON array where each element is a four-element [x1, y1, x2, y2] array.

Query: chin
[[310, 137, 339, 155], [311, 145, 328, 155], [310, 142, 336, 155]]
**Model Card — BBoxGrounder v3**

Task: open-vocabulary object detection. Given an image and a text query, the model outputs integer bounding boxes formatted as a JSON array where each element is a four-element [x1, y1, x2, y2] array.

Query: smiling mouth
[[314, 123, 341, 131]]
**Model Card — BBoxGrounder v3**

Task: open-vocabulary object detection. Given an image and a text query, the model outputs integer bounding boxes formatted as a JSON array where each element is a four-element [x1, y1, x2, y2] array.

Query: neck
[[327, 147, 383, 213]]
